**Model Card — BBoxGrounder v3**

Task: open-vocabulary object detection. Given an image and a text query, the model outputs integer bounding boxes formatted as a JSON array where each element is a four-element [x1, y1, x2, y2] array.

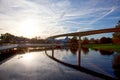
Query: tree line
[[0, 33, 46, 45], [69, 20, 120, 44], [0, 20, 120, 45]]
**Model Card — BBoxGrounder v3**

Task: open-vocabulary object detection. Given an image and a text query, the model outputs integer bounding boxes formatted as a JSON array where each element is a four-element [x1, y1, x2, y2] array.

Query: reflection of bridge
[[0, 44, 63, 51], [45, 28, 120, 79], [0, 27, 119, 79], [0, 50, 16, 65], [48, 28, 120, 38], [45, 48, 116, 80]]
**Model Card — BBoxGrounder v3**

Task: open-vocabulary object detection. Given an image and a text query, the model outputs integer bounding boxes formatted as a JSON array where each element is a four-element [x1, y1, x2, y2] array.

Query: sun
[[18, 19, 39, 38], [23, 53, 33, 61]]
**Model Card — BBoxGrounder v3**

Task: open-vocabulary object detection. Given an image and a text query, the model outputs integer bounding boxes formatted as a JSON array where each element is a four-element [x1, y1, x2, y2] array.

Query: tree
[[82, 37, 89, 44], [0, 33, 15, 43], [0, 33, 30, 44], [107, 37, 112, 43], [69, 36, 78, 52], [99, 37, 112, 44], [89, 38, 98, 44], [69, 36, 78, 44], [100, 37, 107, 44], [112, 20, 120, 44]]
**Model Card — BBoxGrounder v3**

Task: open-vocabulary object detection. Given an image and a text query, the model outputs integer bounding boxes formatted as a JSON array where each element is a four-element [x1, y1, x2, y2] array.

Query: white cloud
[[0, 0, 119, 38], [106, 16, 120, 20], [77, 27, 94, 32], [88, 7, 117, 26], [0, 0, 71, 37]]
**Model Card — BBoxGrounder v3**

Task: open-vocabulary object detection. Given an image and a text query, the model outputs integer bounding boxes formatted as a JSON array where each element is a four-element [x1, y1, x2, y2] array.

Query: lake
[[0, 46, 119, 80]]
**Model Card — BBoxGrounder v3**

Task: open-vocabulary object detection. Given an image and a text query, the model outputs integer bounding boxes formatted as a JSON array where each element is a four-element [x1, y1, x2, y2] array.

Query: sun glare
[[18, 19, 39, 38], [23, 53, 33, 61]]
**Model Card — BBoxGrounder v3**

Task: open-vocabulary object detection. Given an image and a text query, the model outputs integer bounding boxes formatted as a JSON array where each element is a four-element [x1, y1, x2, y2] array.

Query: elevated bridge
[[48, 27, 120, 38], [1, 27, 120, 51]]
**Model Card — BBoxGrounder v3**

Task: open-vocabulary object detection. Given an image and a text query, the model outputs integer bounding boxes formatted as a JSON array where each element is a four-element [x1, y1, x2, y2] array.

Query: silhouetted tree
[[81, 47, 89, 55], [99, 50, 113, 55], [0, 33, 15, 43], [107, 37, 112, 43], [99, 37, 112, 44], [113, 20, 120, 44], [0, 33, 31, 44], [69, 36, 78, 44], [112, 54, 120, 79], [89, 38, 98, 44], [82, 37, 89, 44], [100, 37, 106, 43], [69, 45, 78, 54], [69, 36, 78, 54]]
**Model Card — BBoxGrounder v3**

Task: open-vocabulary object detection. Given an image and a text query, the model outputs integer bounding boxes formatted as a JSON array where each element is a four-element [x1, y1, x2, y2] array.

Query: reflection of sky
[[0, 49, 118, 79], [0, 0, 120, 38], [81, 50, 114, 76], [0, 51, 101, 80], [53, 49, 117, 78], [62, 53, 78, 65]]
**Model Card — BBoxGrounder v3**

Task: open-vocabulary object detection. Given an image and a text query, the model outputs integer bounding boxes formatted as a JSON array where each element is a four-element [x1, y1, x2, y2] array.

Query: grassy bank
[[82, 44, 120, 52]]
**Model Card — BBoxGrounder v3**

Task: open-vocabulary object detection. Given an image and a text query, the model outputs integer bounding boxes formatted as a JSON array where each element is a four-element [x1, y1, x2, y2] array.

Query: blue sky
[[0, 0, 120, 38]]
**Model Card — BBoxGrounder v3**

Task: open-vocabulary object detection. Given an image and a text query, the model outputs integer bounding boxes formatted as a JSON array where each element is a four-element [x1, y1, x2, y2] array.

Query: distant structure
[[63, 36, 70, 43]]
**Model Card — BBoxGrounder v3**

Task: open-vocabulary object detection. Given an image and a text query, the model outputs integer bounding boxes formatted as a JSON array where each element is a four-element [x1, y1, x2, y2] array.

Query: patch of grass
[[82, 44, 120, 52]]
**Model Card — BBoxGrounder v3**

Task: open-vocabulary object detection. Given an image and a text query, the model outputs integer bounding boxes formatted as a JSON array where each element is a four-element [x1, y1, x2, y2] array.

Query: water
[[0, 47, 119, 80]]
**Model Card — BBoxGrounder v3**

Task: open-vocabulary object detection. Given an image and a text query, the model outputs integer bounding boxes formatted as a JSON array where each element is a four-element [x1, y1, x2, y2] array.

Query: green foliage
[[69, 36, 78, 43], [113, 20, 120, 39], [83, 44, 120, 52], [99, 37, 112, 43], [0, 33, 15, 43], [82, 37, 89, 44]]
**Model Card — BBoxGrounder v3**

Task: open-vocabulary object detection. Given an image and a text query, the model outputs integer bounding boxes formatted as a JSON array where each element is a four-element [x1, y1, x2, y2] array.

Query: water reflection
[[0, 50, 16, 64], [69, 44, 78, 55], [113, 54, 120, 79], [81, 47, 89, 55], [99, 50, 114, 55], [44, 43, 120, 80], [0, 45, 119, 80], [66, 43, 90, 55], [0, 47, 30, 64], [22, 53, 33, 61], [64, 47, 69, 52], [65, 44, 114, 56], [45, 48, 116, 80]]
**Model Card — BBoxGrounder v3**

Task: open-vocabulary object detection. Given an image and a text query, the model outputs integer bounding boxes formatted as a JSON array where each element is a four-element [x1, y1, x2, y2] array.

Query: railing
[[48, 27, 120, 38]]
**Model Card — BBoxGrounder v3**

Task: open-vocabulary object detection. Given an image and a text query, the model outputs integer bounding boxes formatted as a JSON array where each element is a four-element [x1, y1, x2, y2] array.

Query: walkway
[[0, 44, 63, 51]]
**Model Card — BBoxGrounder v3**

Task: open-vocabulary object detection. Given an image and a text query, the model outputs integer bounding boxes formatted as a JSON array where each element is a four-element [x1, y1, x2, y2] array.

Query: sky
[[0, 0, 120, 39]]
